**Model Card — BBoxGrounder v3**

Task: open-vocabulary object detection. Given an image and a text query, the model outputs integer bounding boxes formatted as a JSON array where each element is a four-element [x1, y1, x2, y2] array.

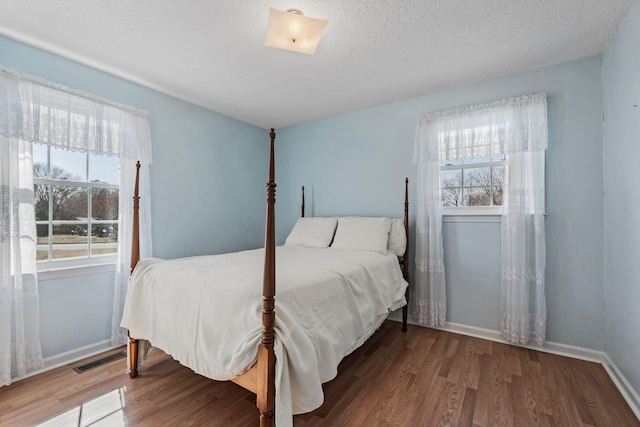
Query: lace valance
[[0, 65, 151, 162], [415, 93, 548, 163]]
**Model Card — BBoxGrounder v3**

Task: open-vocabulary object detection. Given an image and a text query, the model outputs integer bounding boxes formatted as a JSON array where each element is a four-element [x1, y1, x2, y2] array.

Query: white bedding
[[120, 246, 408, 426]]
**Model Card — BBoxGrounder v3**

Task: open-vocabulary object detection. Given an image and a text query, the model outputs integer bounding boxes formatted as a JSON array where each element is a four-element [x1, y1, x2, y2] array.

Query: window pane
[[492, 166, 504, 187], [442, 187, 462, 206], [466, 187, 491, 206], [462, 169, 471, 187], [464, 167, 491, 187], [492, 187, 503, 206], [92, 189, 119, 220], [52, 186, 88, 221], [52, 224, 88, 259], [89, 154, 119, 185], [461, 188, 470, 206], [71, 223, 90, 237], [91, 222, 118, 256], [50, 146, 86, 181], [36, 224, 49, 261], [441, 169, 462, 187], [34, 184, 49, 221], [441, 169, 463, 206], [33, 144, 48, 178]]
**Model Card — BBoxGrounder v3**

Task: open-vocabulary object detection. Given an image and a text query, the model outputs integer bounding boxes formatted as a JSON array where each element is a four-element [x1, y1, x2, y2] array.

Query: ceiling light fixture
[[264, 7, 328, 55]]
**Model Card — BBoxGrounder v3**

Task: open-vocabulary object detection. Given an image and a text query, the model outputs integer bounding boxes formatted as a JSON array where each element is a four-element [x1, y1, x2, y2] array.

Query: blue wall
[[1, 34, 268, 358], [276, 57, 606, 350], [602, 0, 640, 397], [38, 271, 115, 358]]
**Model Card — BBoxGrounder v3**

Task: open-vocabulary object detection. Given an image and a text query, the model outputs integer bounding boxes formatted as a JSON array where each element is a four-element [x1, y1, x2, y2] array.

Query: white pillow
[[331, 217, 392, 254], [284, 217, 338, 248], [387, 218, 407, 257]]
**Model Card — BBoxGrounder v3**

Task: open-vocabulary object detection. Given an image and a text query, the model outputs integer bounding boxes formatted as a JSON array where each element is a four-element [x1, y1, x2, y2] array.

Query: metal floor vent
[[73, 351, 127, 373]]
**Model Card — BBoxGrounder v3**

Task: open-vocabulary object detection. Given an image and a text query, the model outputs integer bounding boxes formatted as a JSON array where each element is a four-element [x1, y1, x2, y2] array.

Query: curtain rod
[[0, 64, 149, 118]]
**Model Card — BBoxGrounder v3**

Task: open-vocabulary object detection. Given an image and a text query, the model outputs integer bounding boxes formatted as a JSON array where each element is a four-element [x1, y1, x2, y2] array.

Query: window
[[33, 143, 119, 268], [436, 124, 507, 215]]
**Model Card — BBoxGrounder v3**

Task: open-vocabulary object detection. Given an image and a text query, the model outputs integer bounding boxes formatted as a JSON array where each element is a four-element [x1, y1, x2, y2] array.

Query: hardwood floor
[[1, 321, 638, 426]]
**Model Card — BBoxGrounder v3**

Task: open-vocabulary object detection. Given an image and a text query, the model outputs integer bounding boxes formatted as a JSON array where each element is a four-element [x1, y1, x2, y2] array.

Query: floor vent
[[73, 351, 127, 373]]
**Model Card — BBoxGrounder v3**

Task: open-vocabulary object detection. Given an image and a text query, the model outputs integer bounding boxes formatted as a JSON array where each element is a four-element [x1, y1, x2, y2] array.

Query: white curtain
[[0, 136, 43, 386], [414, 93, 548, 338], [500, 99, 547, 347], [0, 66, 153, 383], [111, 157, 152, 345], [0, 68, 150, 159], [413, 119, 446, 326]]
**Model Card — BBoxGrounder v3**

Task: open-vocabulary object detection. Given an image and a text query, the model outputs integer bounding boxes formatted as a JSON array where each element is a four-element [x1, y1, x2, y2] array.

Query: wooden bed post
[[402, 177, 410, 332], [257, 129, 277, 427], [301, 186, 305, 218], [128, 161, 141, 378]]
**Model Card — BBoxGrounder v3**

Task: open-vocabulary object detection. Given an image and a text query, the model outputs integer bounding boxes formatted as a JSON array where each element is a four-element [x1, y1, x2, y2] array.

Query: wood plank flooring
[[1, 321, 638, 426]]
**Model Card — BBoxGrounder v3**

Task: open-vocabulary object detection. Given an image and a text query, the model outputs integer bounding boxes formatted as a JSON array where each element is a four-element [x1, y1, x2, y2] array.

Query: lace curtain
[[414, 93, 548, 342], [0, 67, 151, 160], [0, 136, 43, 386], [0, 66, 153, 385], [415, 93, 548, 163], [111, 157, 152, 346], [500, 96, 547, 346], [413, 118, 446, 327]]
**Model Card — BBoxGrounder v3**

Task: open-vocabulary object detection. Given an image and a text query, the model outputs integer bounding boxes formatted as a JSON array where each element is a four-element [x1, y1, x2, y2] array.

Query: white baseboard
[[602, 354, 640, 421], [11, 339, 122, 383], [388, 314, 640, 420]]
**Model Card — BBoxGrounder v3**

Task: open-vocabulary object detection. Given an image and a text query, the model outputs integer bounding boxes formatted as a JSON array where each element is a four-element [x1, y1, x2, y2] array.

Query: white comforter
[[121, 246, 408, 426]]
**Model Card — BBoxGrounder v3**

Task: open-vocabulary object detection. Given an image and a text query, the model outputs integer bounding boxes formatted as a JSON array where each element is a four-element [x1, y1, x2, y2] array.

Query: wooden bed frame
[[125, 129, 410, 427]]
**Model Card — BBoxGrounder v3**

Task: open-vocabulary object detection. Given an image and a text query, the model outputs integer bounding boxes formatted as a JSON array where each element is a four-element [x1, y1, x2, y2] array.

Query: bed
[[120, 129, 411, 427]]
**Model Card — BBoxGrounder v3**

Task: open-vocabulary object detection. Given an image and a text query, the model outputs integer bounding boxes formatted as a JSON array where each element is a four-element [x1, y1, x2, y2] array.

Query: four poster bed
[[121, 129, 411, 427]]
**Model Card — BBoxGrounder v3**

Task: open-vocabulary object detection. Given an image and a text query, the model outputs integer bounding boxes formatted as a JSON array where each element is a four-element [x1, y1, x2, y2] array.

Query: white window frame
[[440, 155, 505, 216], [34, 146, 119, 273]]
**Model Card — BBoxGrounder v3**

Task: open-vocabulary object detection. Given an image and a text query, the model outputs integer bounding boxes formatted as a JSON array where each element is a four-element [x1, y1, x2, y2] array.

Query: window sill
[[442, 206, 503, 216], [38, 263, 116, 281], [442, 211, 548, 223], [443, 215, 502, 223], [442, 206, 502, 223]]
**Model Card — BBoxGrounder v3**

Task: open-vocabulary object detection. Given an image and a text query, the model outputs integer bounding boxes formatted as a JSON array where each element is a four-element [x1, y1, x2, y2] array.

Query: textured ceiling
[[0, 0, 633, 129]]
